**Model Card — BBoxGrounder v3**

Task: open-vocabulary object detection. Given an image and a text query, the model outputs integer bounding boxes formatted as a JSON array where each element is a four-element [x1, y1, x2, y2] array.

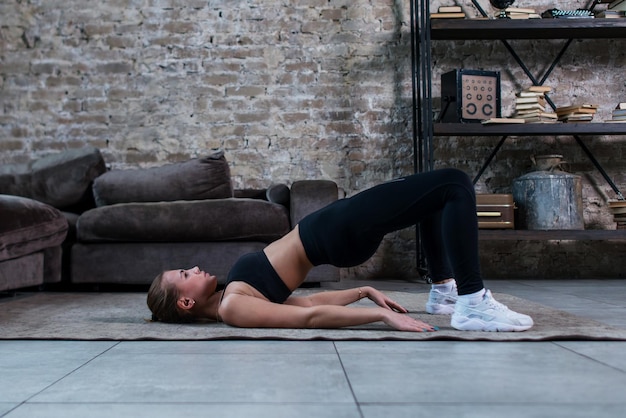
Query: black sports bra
[[225, 251, 292, 303]]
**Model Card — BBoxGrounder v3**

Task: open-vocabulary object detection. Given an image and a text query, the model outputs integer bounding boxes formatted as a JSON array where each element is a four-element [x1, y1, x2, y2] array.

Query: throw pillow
[[92, 150, 233, 206], [0, 146, 106, 210]]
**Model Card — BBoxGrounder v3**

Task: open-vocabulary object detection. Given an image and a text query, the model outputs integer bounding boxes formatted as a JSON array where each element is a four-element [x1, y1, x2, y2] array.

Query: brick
[[46, 76, 82, 88], [30, 63, 56, 75], [225, 86, 266, 97], [105, 36, 137, 49], [234, 112, 269, 124], [163, 21, 197, 34], [84, 24, 115, 37], [0, 140, 24, 152], [96, 62, 133, 74]]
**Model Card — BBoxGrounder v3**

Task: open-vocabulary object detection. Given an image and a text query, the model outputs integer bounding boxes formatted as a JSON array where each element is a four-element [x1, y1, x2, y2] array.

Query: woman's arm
[[284, 288, 364, 307], [219, 293, 436, 332], [285, 286, 407, 313]]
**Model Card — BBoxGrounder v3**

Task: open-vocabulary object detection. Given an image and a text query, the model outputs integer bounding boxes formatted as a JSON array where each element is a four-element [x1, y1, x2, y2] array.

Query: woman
[[147, 168, 533, 332]]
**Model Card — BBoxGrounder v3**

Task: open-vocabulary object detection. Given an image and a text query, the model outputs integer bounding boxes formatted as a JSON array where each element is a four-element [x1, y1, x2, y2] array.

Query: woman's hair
[[146, 272, 194, 323]]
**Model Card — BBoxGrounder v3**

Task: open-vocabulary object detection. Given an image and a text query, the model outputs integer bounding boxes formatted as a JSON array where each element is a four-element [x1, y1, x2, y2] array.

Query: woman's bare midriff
[[262, 225, 314, 291]]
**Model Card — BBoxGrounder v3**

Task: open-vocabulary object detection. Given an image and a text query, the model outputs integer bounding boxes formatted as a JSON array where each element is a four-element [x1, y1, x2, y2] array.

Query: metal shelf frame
[[409, 1, 626, 270]]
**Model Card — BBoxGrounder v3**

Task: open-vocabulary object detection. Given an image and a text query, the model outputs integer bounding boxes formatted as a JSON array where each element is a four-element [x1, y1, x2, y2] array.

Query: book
[[506, 13, 533, 19], [481, 117, 525, 124], [612, 115, 626, 120], [430, 12, 466, 18], [613, 109, 626, 117], [439, 6, 463, 13], [513, 109, 558, 123], [515, 96, 547, 105], [516, 103, 546, 111], [519, 117, 559, 123], [526, 85, 552, 93], [497, 7, 540, 19], [556, 109, 597, 117], [504, 7, 537, 14], [517, 91, 546, 98], [609, 200, 626, 209], [559, 113, 594, 122], [515, 111, 557, 119], [506, 12, 541, 19], [617, 102, 626, 110], [596, 10, 626, 17], [556, 105, 598, 115]]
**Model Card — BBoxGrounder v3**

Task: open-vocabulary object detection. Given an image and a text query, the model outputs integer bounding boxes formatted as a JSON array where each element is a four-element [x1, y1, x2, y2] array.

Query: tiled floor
[[1, 279, 625, 418]]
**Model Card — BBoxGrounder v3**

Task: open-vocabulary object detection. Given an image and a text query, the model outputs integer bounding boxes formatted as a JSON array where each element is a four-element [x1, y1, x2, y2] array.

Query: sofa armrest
[[289, 180, 338, 227], [234, 184, 290, 208]]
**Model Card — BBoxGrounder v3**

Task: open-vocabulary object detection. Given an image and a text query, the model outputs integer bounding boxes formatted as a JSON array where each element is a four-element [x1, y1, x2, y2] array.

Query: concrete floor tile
[[0, 341, 117, 402], [556, 341, 626, 372], [30, 353, 354, 404], [341, 342, 626, 404], [4, 403, 361, 418], [361, 403, 626, 418], [0, 403, 19, 416], [108, 340, 337, 355]]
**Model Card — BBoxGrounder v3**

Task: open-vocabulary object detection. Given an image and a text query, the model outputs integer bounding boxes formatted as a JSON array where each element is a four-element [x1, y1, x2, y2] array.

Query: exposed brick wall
[[1, 0, 625, 279]]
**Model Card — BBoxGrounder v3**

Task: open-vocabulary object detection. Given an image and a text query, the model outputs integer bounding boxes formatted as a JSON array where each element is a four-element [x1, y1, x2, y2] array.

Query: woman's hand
[[382, 310, 438, 332], [363, 286, 408, 313]]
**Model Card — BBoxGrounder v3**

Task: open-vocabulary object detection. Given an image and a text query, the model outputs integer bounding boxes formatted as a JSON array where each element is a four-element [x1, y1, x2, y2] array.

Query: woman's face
[[163, 266, 218, 303]]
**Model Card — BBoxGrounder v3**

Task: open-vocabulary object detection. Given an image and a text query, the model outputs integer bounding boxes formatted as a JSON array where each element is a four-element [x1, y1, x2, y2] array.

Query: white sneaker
[[426, 283, 458, 315], [451, 290, 534, 332]]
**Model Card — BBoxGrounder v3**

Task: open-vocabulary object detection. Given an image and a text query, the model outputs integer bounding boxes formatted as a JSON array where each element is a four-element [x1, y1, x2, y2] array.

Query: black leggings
[[298, 168, 484, 295]]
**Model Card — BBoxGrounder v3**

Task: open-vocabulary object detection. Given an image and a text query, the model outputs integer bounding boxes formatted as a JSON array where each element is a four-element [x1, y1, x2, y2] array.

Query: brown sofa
[[0, 146, 105, 292], [71, 150, 340, 285], [0, 195, 68, 292], [1, 147, 340, 290]]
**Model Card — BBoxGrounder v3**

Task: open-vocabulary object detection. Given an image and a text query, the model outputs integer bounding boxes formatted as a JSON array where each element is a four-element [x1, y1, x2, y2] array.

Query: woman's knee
[[438, 168, 474, 192]]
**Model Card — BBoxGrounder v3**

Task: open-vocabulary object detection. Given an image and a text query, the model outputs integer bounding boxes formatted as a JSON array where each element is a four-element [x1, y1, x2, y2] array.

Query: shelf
[[479, 229, 626, 240], [410, 1, 626, 270], [434, 123, 626, 137], [430, 18, 626, 40]]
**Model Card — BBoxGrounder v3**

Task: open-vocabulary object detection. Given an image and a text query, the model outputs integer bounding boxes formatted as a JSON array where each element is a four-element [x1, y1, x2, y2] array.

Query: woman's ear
[[177, 297, 195, 311]]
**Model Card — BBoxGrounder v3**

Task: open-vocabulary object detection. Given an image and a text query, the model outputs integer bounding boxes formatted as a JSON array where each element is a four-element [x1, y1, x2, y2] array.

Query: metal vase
[[512, 157, 584, 230]]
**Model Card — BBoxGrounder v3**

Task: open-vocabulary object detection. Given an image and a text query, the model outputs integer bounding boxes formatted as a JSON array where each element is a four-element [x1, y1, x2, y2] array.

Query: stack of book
[[556, 104, 598, 122], [597, 0, 626, 18], [609, 201, 626, 229], [512, 86, 558, 123], [496, 7, 541, 19], [607, 103, 626, 122], [430, 5, 466, 19]]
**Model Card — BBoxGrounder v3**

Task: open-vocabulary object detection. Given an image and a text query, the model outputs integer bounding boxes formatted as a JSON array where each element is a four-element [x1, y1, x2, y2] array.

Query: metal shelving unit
[[409, 1, 626, 266]]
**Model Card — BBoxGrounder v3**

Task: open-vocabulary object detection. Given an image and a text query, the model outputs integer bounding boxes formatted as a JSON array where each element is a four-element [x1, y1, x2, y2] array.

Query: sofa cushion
[[77, 198, 290, 243], [0, 146, 106, 209], [92, 150, 233, 206], [0, 195, 69, 262]]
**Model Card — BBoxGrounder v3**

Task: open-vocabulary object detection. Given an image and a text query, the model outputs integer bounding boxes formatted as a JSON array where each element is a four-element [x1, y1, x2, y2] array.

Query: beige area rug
[[1, 291, 625, 341]]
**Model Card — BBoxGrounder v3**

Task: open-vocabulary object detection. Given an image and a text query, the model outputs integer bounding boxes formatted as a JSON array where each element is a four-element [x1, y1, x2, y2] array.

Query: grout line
[[333, 341, 364, 418], [552, 341, 626, 375]]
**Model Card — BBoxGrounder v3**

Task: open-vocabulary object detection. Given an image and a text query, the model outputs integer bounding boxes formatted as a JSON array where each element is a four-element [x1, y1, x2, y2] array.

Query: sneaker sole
[[426, 304, 455, 315], [451, 317, 533, 332]]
